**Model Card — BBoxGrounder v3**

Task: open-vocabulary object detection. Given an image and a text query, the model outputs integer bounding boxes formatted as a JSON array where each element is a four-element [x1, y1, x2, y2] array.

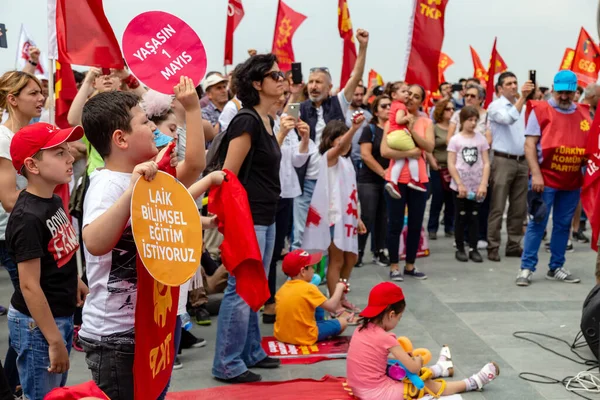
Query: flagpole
[[48, 57, 55, 125]]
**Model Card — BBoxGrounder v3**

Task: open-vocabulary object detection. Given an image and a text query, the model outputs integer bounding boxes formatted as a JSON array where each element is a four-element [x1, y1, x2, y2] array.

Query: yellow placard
[[131, 171, 202, 286]]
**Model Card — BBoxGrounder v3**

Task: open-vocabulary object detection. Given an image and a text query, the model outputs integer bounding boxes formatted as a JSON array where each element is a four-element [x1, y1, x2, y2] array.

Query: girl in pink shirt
[[346, 283, 500, 399]]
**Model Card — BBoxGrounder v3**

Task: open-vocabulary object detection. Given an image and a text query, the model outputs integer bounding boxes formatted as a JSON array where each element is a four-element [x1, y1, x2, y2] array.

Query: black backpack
[[205, 108, 262, 184]]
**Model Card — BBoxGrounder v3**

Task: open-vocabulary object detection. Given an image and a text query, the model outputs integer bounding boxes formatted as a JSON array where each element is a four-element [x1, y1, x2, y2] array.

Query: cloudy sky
[[0, 0, 598, 89]]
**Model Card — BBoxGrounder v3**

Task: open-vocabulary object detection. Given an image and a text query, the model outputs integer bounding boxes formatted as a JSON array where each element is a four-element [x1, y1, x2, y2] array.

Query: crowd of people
[[0, 26, 595, 400]]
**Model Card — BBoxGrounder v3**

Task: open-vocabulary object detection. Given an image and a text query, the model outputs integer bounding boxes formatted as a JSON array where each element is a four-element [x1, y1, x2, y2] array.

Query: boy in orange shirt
[[274, 250, 351, 345]]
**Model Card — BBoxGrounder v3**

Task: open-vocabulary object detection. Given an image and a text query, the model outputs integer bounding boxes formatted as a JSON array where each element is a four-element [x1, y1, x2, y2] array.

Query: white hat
[[202, 75, 227, 92]]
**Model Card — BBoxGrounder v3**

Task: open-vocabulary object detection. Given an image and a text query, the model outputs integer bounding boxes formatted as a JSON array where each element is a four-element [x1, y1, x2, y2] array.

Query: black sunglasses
[[380, 103, 391, 109], [464, 93, 478, 99], [264, 71, 285, 81]]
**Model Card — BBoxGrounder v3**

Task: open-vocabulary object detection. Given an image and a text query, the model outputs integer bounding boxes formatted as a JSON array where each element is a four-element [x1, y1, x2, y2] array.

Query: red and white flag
[[582, 108, 600, 251], [302, 153, 359, 255], [16, 25, 47, 77], [224, 0, 245, 66]]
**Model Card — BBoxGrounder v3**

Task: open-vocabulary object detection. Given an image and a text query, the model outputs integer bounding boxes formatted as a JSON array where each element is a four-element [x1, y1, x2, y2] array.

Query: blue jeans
[[427, 169, 454, 234], [521, 186, 580, 272], [292, 179, 317, 250], [212, 223, 276, 379], [1, 242, 20, 393], [7, 308, 73, 400], [315, 307, 341, 342]]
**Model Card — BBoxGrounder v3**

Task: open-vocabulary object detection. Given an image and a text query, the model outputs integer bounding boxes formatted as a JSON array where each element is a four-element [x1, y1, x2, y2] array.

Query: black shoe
[[355, 251, 364, 268], [469, 250, 483, 263], [374, 251, 390, 267], [262, 313, 276, 324], [251, 356, 281, 369], [180, 329, 207, 350], [573, 230, 590, 243], [505, 247, 523, 258], [194, 305, 211, 326], [428, 231, 437, 240], [215, 370, 262, 384], [173, 356, 183, 370], [445, 231, 454, 238], [455, 250, 468, 262]]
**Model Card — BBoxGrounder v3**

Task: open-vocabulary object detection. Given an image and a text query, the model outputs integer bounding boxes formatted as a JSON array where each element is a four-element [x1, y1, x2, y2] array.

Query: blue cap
[[153, 129, 174, 148], [553, 70, 578, 92]]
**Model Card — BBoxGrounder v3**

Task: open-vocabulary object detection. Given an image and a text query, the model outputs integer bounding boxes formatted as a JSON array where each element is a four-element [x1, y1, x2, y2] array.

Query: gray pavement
[[0, 228, 597, 399]]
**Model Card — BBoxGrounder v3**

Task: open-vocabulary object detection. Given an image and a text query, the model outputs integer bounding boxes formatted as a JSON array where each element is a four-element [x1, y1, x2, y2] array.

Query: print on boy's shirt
[[461, 147, 478, 166], [108, 226, 137, 311], [46, 207, 79, 267]]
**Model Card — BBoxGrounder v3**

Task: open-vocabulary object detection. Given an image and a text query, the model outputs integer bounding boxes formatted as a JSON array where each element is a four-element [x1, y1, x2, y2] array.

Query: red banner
[[403, 0, 449, 91], [224, 0, 244, 66], [338, 0, 356, 89], [470, 46, 487, 83], [55, 61, 77, 129], [489, 50, 508, 74], [271, 1, 306, 72], [367, 69, 384, 89], [438, 52, 454, 83], [571, 27, 600, 87], [560, 47, 575, 71], [484, 38, 502, 108], [582, 108, 600, 251]]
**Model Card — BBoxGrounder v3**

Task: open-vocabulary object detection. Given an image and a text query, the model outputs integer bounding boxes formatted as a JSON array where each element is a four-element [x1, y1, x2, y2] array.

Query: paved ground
[[0, 225, 597, 399]]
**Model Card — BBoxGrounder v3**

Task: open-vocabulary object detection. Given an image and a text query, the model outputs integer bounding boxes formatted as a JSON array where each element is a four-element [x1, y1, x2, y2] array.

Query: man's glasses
[[264, 71, 285, 81], [464, 94, 478, 99]]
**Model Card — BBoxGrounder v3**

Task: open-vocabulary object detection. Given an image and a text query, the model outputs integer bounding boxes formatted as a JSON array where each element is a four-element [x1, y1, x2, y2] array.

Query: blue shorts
[[317, 319, 342, 341]]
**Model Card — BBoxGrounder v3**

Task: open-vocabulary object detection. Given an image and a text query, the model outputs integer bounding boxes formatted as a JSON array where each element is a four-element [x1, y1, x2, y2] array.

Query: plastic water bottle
[[467, 191, 484, 203], [181, 312, 192, 331]]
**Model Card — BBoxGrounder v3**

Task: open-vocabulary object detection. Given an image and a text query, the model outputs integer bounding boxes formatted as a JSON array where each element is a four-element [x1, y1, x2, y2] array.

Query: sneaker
[[404, 267, 427, 280], [515, 269, 533, 287], [72, 326, 84, 352], [573, 230, 590, 243], [471, 362, 500, 390], [477, 240, 488, 250], [390, 269, 404, 282], [546, 268, 580, 283], [469, 250, 483, 263], [194, 305, 211, 326], [385, 182, 402, 199], [0, 305, 7, 316], [173, 357, 183, 370], [455, 250, 468, 262], [216, 370, 262, 384], [180, 329, 207, 349], [373, 251, 390, 267], [408, 180, 427, 192], [355, 251, 364, 268], [428, 231, 437, 240], [251, 356, 281, 369]]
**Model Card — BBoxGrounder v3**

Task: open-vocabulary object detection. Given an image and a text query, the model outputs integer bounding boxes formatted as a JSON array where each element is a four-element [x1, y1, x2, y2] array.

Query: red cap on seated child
[[360, 282, 405, 318], [282, 249, 322, 277], [10, 122, 84, 173]]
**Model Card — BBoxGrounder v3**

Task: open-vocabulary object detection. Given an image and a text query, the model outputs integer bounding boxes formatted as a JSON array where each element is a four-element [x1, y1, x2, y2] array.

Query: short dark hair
[[459, 105, 480, 126], [370, 95, 391, 124], [234, 53, 278, 108], [319, 120, 349, 155], [459, 78, 467, 84], [358, 300, 406, 331], [355, 84, 366, 95], [438, 81, 450, 92], [82, 91, 140, 159], [497, 71, 517, 88]]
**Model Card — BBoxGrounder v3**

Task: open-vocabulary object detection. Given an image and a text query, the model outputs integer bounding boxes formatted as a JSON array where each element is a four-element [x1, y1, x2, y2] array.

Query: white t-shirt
[[80, 169, 137, 341], [218, 97, 241, 133], [0, 125, 28, 240]]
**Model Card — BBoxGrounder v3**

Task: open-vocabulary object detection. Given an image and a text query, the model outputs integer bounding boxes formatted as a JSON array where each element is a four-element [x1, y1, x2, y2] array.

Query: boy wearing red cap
[[6, 122, 89, 400], [274, 249, 351, 346]]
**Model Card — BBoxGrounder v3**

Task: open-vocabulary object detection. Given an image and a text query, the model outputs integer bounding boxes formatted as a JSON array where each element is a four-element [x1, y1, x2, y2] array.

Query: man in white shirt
[[486, 72, 534, 262]]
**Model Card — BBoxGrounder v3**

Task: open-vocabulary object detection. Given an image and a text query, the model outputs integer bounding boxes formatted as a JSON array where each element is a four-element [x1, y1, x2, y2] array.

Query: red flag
[[438, 52, 454, 83], [403, 0, 450, 91], [224, 0, 244, 66], [484, 38, 502, 108], [271, 1, 307, 72], [367, 69, 384, 89], [55, 61, 77, 129], [560, 47, 575, 71], [470, 46, 487, 83], [582, 109, 600, 251], [490, 50, 508, 74], [53, 0, 123, 68], [571, 27, 600, 87], [338, 0, 356, 89]]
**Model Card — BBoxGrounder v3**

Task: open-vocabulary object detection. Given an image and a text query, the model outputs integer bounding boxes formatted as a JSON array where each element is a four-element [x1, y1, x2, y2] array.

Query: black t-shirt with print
[[7, 191, 78, 317], [226, 109, 282, 226], [358, 124, 390, 185]]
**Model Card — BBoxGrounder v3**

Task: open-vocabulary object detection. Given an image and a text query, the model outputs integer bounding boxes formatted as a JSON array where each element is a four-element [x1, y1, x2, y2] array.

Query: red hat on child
[[10, 122, 84, 173], [360, 282, 405, 318], [282, 249, 322, 277]]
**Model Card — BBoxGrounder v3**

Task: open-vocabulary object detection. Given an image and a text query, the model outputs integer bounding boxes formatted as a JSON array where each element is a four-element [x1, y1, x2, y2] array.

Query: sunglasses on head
[[263, 71, 285, 81], [310, 67, 330, 74]]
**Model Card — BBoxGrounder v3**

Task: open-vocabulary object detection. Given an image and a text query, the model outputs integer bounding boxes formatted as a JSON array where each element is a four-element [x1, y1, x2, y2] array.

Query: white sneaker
[[515, 269, 533, 287], [477, 240, 488, 250], [472, 362, 500, 390]]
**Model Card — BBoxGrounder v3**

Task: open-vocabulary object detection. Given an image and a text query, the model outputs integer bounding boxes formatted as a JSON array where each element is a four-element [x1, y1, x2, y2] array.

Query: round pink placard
[[122, 11, 207, 94]]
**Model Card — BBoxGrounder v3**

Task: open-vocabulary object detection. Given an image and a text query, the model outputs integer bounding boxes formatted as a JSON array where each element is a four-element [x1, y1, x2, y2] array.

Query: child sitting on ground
[[274, 249, 352, 346], [347, 282, 499, 400]]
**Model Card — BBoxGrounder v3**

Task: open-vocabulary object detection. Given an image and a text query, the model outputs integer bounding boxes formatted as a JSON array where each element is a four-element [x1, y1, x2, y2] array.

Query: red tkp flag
[[470, 46, 487, 83], [484, 38, 501, 109], [491, 50, 508, 74], [403, 0, 449, 91], [438, 52, 454, 83], [271, 1, 307, 72], [560, 47, 575, 71], [582, 109, 600, 251], [571, 27, 600, 87], [338, 0, 356, 89], [134, 142, 179, 399], [224, 0, 244, 66], [49, 0, 123, 68], [55, 61, 77, 129]]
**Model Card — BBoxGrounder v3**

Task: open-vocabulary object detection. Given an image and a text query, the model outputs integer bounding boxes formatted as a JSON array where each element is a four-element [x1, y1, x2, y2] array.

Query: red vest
[[528, 101, 591, 190]]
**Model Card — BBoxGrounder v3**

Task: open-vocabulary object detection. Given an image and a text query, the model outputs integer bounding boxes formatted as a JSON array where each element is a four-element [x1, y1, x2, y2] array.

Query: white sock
[[430, 364, 443, 378], [463, 377, 478, 392]]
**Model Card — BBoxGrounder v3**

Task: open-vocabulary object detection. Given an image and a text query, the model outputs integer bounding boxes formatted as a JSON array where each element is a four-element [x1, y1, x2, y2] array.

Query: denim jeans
[[292, 179, 317, 250], [427, 169, 454, 234], [521, 186, 580, 272], [7, 307, 73, 400], [212, 223, 276, 379]]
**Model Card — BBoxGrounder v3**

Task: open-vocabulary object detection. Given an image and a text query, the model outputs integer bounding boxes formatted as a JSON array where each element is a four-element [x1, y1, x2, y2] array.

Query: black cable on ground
[[513, 331, 599, 400]]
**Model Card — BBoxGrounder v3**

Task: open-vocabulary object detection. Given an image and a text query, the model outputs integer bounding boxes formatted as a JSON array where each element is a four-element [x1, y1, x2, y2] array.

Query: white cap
[[202, 75, 228, 92]]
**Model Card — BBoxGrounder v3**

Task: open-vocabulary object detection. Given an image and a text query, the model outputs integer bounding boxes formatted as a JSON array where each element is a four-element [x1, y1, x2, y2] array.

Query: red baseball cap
[[10, 123, 84, 173], [282, 249, 322, 277], [360, 282, 405, 318]]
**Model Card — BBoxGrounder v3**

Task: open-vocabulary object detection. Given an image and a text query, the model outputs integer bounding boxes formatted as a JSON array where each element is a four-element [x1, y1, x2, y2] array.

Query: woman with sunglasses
[[426, 98, 455, 240], [214, 54, 284, 384], [356, 95, 392, 267], [380, 85, 434, 281]]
